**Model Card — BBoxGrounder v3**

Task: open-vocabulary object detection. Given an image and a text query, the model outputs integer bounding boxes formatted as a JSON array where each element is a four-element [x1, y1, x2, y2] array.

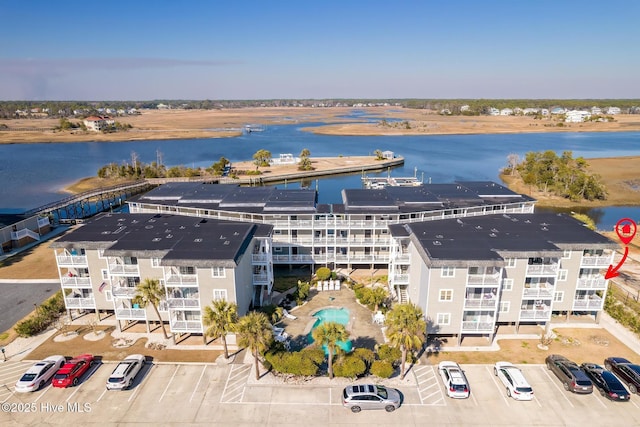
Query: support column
[[457, 333, 462, 346], [595, 310, 602, 324]]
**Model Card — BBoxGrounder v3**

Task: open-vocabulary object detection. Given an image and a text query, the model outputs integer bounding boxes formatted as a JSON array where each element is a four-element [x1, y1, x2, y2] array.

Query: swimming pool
[[308, 307, 353, 354]]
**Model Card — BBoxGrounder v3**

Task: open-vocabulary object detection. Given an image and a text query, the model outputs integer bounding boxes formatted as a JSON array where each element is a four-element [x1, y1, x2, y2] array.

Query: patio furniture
[[335, 280, 340, 290], [283, 309, 297, 320], [323, 281, 329, 291], [328, 280, 334, 290]]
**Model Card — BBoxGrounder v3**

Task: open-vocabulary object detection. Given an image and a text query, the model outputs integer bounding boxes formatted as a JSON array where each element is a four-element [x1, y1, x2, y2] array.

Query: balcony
[[519, 308, 551, 320], [60, 276, 92, 288], [170, 320, 203, 333], [580, 256, 610, 267], [112, 286, 138, 298], [167, 298, 200, 309], [115, 307, 146, 320], [573, 297, 604, 310], [392, 253, 411, 262], [391, 274, 409, 284], [272, 254, 314, 263], [165, 274, 198, 286], [253, 273, 270, 285], [56, 255, 88, 266], [64, 296, 96, 309], [466, 273, 501, 286], [576, 277, 607, 289], [108, 263, 139, 276], [526, 264, 558, 276], [523, 284, 554, 298], [461, 321, 495, 332], [464, 297, 498, 310], [252, 254, 269, 263]]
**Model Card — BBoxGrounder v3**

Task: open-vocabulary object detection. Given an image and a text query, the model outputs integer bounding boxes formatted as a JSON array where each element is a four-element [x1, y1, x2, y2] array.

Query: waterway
[[1, 120, 639, 229]]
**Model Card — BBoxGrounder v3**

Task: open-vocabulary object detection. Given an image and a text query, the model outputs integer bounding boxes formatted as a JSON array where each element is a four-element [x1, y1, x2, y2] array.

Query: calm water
[[308, 307, 353, 353], [1, 119, 639, 229]]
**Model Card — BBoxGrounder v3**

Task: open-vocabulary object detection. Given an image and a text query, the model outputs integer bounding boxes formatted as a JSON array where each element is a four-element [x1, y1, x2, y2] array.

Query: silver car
[[15, 355, 66, 392], [342, 384, 401, 412], [106, 354, 146, 390]]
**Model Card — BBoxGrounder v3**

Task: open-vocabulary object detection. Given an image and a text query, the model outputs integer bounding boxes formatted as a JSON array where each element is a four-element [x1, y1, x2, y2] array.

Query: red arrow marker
[[605, 246, 629, 280]]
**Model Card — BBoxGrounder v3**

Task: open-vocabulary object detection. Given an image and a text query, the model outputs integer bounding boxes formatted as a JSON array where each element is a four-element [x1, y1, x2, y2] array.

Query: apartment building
[[51, 213, 273, 340], [128, 181, 536, 270], [388, 213, 617, 345]]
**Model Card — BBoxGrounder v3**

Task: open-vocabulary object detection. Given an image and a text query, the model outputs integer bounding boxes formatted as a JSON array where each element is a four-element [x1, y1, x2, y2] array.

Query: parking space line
[[128, 363, 155, 403], [469, 388, 479, 406], [532, 395, 542, 407], [189, 365, 207, 403], [630, 399, 639, 409], [590, 392, 607, 409], [34, 385, 51, 402], [158, 365, 180, 402], [220, 364, 250, 403], [414, 365, 446, 406], [96, 388, 107, 402], [540, 366, 574, 408], [485, 366, 510, 406], [66, 363, 102, 402]]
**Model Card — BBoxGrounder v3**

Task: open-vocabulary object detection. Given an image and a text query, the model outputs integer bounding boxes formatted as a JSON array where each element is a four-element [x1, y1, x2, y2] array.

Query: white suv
[[106, 354, 146, 390], [494, 361, 534, 401], [438, 361, 470, 399]]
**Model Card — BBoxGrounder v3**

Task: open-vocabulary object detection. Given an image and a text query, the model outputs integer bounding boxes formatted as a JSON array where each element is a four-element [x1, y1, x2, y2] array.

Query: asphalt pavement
[[0, 281, 59, 333]]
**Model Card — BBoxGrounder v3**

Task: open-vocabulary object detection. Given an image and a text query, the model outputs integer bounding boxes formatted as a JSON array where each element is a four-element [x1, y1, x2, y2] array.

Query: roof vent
[[457, 219, 464, 225], [145, 225, 153, 229], [224, 240, 230, 245], [220, 235, 226, 240], [166, 234, 173, 238], [101, 231, 111, 235], [525, 220, 531, 223], [179, 226, 186, 229], [475, 226, 483, 230], [503, 214, 511, 219], [491, 228, 499, 233], [194, 238, 203, 243], [433, 241, 442, 246], [233, 231, 239, 236], [436, 234, 444, 239], [149, 219, 156, 223], [152, 237, 161, 242], [541, 227, 548, 231], [489, 233, 497, 237]]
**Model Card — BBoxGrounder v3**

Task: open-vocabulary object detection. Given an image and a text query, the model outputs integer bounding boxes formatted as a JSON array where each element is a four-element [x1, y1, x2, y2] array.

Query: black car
[[580, 363, 630, 401], [604, 357, 640, 395], [545, 354, 593, 394]]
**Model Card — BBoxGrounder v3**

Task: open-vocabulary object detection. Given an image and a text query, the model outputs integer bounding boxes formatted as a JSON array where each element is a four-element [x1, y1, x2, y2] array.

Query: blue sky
[[1, 0, 639, 100]]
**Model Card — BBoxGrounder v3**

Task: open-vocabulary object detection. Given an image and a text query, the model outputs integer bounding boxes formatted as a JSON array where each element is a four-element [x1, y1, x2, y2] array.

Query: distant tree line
[[505, 150, 607, 201]]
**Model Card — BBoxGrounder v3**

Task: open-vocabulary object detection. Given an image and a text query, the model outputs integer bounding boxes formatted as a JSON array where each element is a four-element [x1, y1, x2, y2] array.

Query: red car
[[52, 354, 95, 388]]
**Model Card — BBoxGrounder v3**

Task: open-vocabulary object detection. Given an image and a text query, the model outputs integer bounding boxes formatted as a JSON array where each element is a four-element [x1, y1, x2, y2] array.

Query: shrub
[[377, 344, 401, 366], [294, 280, 311, 304], [265, 350, 320, 376], [370, 360, 394, 378], [353, 348, 375, 368], [333, 354, 367, 379], [14, 291, 66, 337], [316, 267, 331, 281]]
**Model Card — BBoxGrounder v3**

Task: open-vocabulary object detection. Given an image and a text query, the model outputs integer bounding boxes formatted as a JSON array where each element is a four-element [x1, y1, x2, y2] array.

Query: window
[[499, 301, 510, 313], [505, 258, 516, 268], [502, 279, 513, 291], [105, 290, 113, 302], [553, 291, 564, 302], [211, 267, 225, 278], [441, 267, 455, 278], [101, 269, 108, 280], [562, 250, 571, 259], [558, 269, 568, 281], [158, 299, 168, 312], [151, 258, 161, 267], [179, 266, 195, 275], [439, 289, 453, 302], [436, 313, 451, 325], [213, 289, 227, 301], [274, 247, 282, 252]]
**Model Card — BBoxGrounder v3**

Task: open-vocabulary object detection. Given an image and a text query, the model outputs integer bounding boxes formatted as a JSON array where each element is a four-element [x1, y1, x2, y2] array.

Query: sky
[[1, 0, 639, 101]]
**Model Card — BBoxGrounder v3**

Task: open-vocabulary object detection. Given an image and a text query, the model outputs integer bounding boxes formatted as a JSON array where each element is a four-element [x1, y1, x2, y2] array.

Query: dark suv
[[546, 354, 593, 394], [604, 357, 640, 395]]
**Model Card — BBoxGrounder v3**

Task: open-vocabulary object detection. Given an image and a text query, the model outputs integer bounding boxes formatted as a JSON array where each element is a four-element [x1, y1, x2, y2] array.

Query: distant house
[[565, 110, 591, 123], [157, 103, 170, 110], [606, 107, 621, 115], [550, 107, 566, 115], [270, 153, 297, 165], [591, 106, 602, 115], [488, 107, 500, 116], [540, 109, 550, 116], [460, 105, 470, 112], [500, 108, 514, 116], [382, 150, 394, 160], [83, 116, 114, 132], [522, 108, 539, 115]]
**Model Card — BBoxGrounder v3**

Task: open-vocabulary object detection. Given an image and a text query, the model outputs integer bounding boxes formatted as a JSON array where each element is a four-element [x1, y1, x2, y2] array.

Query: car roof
[[346, 384, 379, 395], [124, 354, 145, 361], [500, 365, 529, 385], [608, 357, 632, 364], [43, 355, 65, 363], [582, 363, 603, 371]]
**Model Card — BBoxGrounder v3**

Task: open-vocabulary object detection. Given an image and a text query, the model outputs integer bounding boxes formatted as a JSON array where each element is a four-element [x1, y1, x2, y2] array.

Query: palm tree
[[366, 286, 388, 312], [384, 303, 426, 380], [203, 300, 238, 359], [235, 311, 273, 380], [135, 278, 170, 339], [312, 321, 349, 379], [299, 148, 310, 159]]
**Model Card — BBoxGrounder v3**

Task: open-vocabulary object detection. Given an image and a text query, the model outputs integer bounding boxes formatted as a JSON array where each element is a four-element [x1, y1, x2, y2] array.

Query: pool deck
[[277, 284, 386, 351]]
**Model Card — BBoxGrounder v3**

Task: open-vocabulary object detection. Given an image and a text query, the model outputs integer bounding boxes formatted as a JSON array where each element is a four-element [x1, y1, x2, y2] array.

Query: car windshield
[[453, 384, 467, 391], [576, 379, 592, 386], [53, 373, 68, 380], [516, 387, 533, 393], [20, 373, 37, 382], [108, 377, 124, 383], [375, 386, 388, 399]]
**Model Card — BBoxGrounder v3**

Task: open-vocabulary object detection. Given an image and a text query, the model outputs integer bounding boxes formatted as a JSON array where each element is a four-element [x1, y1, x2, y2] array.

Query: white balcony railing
[[56, 255, 88, 266], [108, 264, 139, 275], [526, 264, 559, 276], [467, 273, 501, 286], [522, 287, 554, 298], [392, 254, 411, 262], [580, 256, 611, 267], [60, 276, 92, 288], [519, 309, 551, 320], [112, 286, 138, 298], [165, 274, 198, 286], [461, 321, 495, 332], [170, 320, 203, 333], [64, 297, 96, 309], [252, 254, 269, 262], [253, 274, 269, 284], [115, 307, 146, 320], [576, 277, 607, 289], [463, 298, 498, 309], [573, 298, 604, 310], [167, 298, 200, 309], [391, 274, 409, 284]]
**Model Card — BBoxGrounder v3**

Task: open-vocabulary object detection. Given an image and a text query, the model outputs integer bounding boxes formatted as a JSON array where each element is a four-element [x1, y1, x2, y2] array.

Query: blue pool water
[[308, 308, 353, 354]]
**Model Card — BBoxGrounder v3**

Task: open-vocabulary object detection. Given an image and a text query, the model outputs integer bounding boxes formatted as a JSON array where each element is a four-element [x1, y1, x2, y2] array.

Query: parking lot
[[2, 359, 640, 426]]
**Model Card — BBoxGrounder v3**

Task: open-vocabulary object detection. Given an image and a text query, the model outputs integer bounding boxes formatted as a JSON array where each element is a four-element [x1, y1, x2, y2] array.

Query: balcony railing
[[112, 286, 138, 298], [115, 307, 146, 320], [170, 320, 202, 333], [391, 274, 409, 284], [580, 256, 610, 267], [252, 254, 269, 262], [463, 298, 498, 309], [519, 309, 551, 320], [573, 297, 604, 310], [60, 276, 92, 288], [165, 274, 198, 286], [273, 254, 314, 263], [467, 273, 501, 286], [56, 255, 88, 266], [576, 277, 607, 289], [108, 264, 139, 275], [522, 287, 554, 298], [392, 253, 411, 262], [168, 298, 200, 309], [461, 321, 495, 332], [64, 297, 96, 309], [253, 274, 270, 284], [526, 264, 559, 276]]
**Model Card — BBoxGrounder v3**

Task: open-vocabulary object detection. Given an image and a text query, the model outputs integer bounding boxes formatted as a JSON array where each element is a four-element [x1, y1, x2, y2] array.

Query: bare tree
[[506, 153, 520, 175]]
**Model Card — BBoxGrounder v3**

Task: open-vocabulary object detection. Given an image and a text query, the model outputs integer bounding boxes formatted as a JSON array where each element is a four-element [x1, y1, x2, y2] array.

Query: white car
[[15, 355, 66, 392], [438, 361, 470, 399], [106, 354, 146, 390], [494, 361, 534, 401]]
